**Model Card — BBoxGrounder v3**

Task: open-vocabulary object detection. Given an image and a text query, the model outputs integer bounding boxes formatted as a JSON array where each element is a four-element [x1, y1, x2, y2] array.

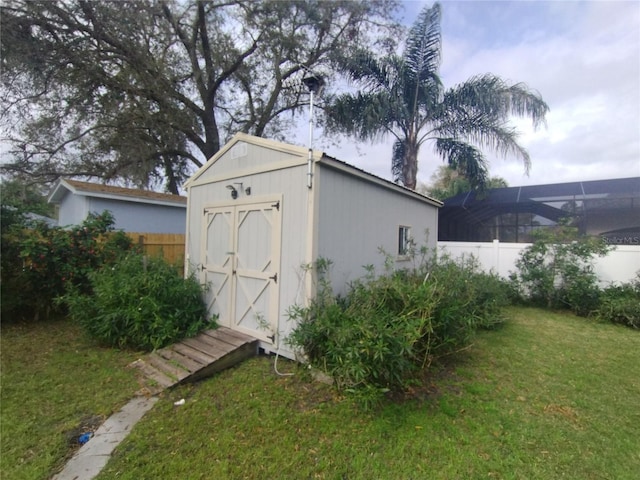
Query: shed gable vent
[[229, 142, 248, 160]]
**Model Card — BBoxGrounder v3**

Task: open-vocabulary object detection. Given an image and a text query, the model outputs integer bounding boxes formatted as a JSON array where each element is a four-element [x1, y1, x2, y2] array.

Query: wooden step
[[128, 327, 259, 394], [157, 346, 204, 373], [146, 352, 191, 382]]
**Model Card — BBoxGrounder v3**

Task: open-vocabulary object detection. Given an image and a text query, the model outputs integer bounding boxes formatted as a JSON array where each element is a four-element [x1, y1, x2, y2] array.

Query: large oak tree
[[1, 0, 399, 193]]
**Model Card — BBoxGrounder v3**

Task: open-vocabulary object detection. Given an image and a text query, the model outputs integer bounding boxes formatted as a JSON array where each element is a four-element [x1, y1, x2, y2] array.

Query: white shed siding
[[186, 161, 312, 355], [316, 165, 439, 295], [185, 133, 440, 360], [191, 140, 306, 183]]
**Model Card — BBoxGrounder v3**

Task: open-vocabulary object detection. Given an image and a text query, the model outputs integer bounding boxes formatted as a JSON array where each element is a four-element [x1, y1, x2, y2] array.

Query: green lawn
[[3, 309, 639, 480], [97, 308, 640, 479], [0, 319, 142, 480]]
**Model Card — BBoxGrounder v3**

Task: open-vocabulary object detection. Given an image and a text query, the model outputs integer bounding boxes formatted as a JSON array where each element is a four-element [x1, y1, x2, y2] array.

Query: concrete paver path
[[52, 396, 158, 480]]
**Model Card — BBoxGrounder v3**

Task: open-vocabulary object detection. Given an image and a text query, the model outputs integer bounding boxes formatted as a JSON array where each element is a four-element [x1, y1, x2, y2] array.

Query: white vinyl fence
[[437, 240, 640, 286]]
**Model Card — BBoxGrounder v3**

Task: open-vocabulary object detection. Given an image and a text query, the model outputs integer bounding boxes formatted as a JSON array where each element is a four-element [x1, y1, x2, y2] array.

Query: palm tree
[[326, 3, 549, 190]]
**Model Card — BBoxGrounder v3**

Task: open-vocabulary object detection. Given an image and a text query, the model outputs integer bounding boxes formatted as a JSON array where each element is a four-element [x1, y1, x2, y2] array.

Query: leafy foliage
[[509, 224, 613, 315], [1, 210, 134, 321], [326, 2, 548, 190], [419, 165, 507, 200], [594, 276, 640, 329], [287, 253, 510, 405], [1, 0, 399, 192], [0, 178, 53, 217], [61, 253, 214, 351]]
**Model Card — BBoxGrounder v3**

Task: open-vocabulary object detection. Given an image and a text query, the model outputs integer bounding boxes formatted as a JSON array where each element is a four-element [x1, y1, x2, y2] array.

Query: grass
[[3, 308, 639, 479], [0, 318, 142, 480], [95, 308, 639, 480]]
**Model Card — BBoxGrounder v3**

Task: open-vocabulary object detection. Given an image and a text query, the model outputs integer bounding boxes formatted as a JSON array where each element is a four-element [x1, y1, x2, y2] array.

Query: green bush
[[1, 210, 135, 321], [509, 224, 612, 316], [287, 254, 510, 405], [1, 205, 30, 319], [61, 253, 215, 350], [594, 277, 640, 329], [427, 255, 508, 352]]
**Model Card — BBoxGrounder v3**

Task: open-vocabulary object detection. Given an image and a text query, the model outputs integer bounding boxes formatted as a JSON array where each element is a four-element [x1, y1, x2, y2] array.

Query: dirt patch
[[64, 414, 105, 448], [543, 403, 579, 422]]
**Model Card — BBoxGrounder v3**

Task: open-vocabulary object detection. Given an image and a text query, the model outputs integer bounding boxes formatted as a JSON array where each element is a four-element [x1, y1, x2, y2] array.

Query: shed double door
[[202, 199, 281, 343]]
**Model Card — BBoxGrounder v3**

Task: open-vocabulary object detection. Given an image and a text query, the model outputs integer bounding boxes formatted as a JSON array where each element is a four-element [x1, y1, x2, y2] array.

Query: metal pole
[[307, 88, 314, 189]]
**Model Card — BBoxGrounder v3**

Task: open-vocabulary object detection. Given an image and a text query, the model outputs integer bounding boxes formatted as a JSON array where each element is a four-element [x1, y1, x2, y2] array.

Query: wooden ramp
[[129, 327, 258, 395]]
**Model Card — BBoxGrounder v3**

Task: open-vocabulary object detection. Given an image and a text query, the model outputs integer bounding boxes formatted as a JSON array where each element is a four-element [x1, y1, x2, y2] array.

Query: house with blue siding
[[48, 179, 187, 233]]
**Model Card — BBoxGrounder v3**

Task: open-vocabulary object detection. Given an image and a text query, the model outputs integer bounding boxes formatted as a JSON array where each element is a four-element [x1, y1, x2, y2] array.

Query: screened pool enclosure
[[438, 177, 640, 244]]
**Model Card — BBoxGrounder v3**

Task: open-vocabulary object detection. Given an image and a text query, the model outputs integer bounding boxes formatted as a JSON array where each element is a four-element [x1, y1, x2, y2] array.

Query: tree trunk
[[402, 139, 419, 190], [163, 157, 180, 195]]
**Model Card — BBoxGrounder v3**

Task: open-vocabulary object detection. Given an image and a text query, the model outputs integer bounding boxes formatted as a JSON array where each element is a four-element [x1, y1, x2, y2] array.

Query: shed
[[48, 179, 187, 233], [185, 133, 441, 359]]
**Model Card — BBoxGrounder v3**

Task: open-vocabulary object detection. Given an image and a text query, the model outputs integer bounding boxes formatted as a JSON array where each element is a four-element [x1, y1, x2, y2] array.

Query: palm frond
[[431, 112, 531, 173], [434, 138, 489, 189], [341, 50, 395, 91], [326, 90, 399, 141], [402, 3, 443, 130], [405, 3, 441, 82], [392, 138, 407, 184], [443, 74, 548, 127]]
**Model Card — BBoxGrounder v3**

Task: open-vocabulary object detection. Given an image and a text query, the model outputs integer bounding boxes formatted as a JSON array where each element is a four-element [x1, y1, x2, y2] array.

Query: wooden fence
[[126, 232, 186, 268]]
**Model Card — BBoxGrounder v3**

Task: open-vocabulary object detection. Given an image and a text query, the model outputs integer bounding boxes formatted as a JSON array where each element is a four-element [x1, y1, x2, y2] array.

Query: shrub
[[1, 210, 135, 321], [509, 223, 612, 316], [61, 253, 215, 350], [287, 253, 510, 405], [0, 205, 31, 319], [427, 255, 509, 352], [594, 276, 640, 329], [288, 261, 437, 400]]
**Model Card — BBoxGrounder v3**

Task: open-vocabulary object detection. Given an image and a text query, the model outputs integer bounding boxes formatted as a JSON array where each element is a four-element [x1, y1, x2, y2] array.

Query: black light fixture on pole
[[302, 74, 324, 189]]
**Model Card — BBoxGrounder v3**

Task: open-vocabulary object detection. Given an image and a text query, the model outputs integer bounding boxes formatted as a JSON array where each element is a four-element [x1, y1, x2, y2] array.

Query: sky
[[306, 0, 640, 188]]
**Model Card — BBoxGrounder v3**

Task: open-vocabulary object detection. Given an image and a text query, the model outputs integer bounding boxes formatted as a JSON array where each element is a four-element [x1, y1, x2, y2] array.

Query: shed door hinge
[[271, 201, 280, 211], [269, 273, 278, 284]]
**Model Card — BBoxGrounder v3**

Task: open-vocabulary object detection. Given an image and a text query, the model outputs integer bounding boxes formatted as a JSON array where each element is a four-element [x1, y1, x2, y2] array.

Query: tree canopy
[[1, 0, 400, 193], [326, 2, 549, 190], [419, 165, 507, 201], [0, 178, 52, 216]]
